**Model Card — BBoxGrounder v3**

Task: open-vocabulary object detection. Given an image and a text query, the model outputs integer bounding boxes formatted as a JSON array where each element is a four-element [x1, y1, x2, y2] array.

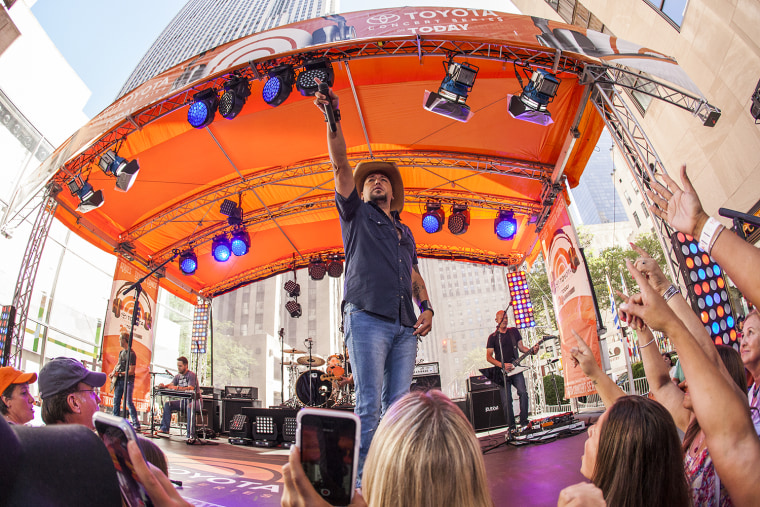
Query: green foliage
[[543, 374, 569, 405], [631, 361, 645, 379]]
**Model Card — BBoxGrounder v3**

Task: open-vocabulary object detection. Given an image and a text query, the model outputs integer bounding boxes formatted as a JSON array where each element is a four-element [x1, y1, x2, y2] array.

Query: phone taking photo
[[296, 408, 360, 506], [93, 412, 154, 507]]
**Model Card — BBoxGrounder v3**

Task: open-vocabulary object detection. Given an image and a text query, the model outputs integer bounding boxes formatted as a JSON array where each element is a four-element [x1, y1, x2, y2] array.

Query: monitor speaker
[[410, 374, 441, 392], [222, 399, 254, 433], [201, 398, 221, 433], [468, 388, 507, 431]]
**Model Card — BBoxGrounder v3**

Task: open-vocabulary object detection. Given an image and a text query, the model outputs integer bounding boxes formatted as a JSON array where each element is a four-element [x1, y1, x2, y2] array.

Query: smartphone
[[93, 412, 155, 507], [296, 408, 360, 506]]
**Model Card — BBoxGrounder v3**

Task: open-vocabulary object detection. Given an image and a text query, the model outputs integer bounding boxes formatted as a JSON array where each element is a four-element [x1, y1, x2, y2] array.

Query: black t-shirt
[[486, 328, 523, 364], [117, 348, 137, 381]]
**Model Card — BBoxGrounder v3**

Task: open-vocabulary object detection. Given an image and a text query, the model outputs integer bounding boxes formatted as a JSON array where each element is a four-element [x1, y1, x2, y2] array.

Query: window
[[633, 211, 641, 228], [623, 190, 632, 205], [645, 0, 688, 27], [641, 201, 650, 218]]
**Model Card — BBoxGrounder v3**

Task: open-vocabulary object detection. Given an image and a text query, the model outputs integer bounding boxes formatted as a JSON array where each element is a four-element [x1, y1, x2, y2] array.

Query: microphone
[[719, 208, 760, 228], [165, 369, 174, 376], [318, 82, 337, 133]]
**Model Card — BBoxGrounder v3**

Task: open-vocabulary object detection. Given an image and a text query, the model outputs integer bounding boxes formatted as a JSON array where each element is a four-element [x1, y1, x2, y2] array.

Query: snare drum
[[296, 369, 333, 407]]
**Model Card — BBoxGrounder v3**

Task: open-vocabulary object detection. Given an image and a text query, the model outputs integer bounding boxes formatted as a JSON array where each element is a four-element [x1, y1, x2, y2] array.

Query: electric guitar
[[503, 335, 553, 377]]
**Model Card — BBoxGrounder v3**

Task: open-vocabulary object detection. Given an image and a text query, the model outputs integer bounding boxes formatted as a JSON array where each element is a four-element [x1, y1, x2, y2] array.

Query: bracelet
[[698, 217, 723, 254], [419, 299, 434, 316], [661, 284, 681, 302], [639, 337, 657, 349], [708, 224, 725, 255], [323, 109, 341, 122]]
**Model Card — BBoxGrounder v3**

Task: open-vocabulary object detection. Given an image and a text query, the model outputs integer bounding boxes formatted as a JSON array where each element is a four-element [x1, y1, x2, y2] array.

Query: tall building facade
[[118, 0, 338, 97]]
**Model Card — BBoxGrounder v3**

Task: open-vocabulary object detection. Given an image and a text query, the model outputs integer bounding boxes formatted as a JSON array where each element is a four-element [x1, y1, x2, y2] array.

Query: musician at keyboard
[[156, 356, 201, 436], [485, 310, 539, 431]]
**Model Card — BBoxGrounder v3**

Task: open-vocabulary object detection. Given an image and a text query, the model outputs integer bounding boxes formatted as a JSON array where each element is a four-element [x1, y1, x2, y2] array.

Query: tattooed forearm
[[413, 281, 422, 300]]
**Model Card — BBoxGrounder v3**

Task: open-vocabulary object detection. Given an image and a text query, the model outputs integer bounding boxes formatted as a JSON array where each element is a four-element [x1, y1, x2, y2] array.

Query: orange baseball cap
[[0, 366, 37, 395]]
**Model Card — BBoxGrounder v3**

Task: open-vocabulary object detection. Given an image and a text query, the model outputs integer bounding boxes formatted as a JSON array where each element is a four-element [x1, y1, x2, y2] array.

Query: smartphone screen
[[298, 410, 359, 506], [94, 414, 154, 507]]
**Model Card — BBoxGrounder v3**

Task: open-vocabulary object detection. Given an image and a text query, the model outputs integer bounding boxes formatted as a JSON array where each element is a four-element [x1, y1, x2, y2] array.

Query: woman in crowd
[[567, 330, 690, 507], [281, 389, 493, 507], [0, 366, 37, 425], [739, 310, 760, 433]]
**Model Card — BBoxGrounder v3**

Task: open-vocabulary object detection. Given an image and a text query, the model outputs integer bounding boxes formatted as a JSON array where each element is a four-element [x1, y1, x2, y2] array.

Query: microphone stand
[[145, 371, 163, 439], [279, 328, 285, 405], [305, 338, 314, 406], [121, 251, 179, 422], [484, 305, 514, 455]]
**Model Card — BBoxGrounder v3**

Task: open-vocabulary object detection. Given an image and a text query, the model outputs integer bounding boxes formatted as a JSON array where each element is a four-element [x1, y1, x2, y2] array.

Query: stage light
[[179, 250, 198, 275], [447, 204, 470, 235], [508, 68, 560, 126], [67, 176, 104, 213], [284, 280, 301, 298], [187, 88, 219, 128], [495, 210, 518, 240], [211, 234, 231, 262], [98, 150, 140, 192], [507, 271, 536, 328], [327, 254, 343, 278], [285, 299, 302, 318], [230, 228, 250, 256], [671, 232, 737, 348], [308, 257, 326, 280], [263, 65, 295, 107], [296, 58, 334, 96], [219, 75, 251, 119], [422, 202, 445, 234], [423, 59, 478, 122], [220, 198, 243, 226]]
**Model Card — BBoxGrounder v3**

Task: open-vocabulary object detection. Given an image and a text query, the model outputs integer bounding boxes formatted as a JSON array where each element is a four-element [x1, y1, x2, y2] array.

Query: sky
[[30, 0, 518, 118]]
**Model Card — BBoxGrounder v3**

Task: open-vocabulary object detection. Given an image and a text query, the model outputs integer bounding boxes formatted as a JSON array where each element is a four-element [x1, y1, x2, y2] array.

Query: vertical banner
[[101, 257, 159, 412], [539, 199, 602, 399]]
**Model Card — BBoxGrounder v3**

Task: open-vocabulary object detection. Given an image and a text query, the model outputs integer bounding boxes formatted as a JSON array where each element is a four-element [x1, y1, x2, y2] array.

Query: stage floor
[[153, 426, 590, 507]]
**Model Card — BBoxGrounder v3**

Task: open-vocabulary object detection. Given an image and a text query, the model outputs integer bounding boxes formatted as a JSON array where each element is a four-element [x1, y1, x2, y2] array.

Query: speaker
[[468, 388, 507, 431], [202, 398, 221, 433], [222, 399, 254, 433], [410, 374, 441, 392]]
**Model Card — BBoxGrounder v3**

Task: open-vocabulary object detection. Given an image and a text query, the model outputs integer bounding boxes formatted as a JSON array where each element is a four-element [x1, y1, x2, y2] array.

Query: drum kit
[[282, 340, 354, 409]]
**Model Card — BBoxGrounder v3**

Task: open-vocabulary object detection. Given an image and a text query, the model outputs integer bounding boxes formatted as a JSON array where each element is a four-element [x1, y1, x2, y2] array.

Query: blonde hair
[[362, 390, 494, 507]]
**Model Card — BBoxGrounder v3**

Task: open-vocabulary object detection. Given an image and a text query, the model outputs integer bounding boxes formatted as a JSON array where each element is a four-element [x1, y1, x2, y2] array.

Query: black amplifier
[[200, 386, 222, 398], [467, 375, 498, 392], [223, 385, 258, 400]]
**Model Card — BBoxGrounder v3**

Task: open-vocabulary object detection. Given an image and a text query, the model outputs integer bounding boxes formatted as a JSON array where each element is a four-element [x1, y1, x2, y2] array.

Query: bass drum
[[296, 369, 333, 407]]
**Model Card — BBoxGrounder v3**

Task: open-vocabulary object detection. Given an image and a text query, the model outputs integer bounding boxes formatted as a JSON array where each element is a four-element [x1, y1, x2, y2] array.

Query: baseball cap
[[38, 357, 106, 400], [0, 366, 37, 395]]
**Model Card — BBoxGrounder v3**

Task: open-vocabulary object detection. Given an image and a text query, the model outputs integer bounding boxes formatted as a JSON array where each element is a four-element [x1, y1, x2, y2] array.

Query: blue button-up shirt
[[336, 188, 418, 327]]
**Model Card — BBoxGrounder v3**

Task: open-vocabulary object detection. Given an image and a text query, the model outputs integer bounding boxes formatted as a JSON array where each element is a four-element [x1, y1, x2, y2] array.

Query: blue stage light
[[263, 65, 295, 107], [179, 250, 198, 275], [212, 234, 231, 262], [422, 202, 445, 234], [495, 210, 517, 240], [230, 229, 250, 256], [187, 88, 218, 128]]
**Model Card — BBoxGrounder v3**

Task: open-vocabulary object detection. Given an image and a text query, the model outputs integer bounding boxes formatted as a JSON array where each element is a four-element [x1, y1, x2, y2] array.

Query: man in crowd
[[111, 331, 141, 430], [486, 310, 538, 431], [38, 357, 106, 430], [314, 82, 434, 483], [157, 356, 201, 437]]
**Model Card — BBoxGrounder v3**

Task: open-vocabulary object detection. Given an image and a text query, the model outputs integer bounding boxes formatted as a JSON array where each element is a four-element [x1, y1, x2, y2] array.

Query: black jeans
[[499, 372, 529, 427]]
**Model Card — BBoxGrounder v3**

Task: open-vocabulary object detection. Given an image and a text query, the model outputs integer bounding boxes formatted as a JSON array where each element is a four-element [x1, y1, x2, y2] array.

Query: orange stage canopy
[[11, 9, 700, 303]]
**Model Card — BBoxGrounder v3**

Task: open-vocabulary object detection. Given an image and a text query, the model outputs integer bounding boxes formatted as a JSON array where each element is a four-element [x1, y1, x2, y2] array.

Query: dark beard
[[369, 193, 389, 206]]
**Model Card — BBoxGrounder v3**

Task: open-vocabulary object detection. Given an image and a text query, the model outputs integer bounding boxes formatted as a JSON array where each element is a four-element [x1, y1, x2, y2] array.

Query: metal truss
[[589, 80, 686, 290], [9, 183, 59, 367], [52, 37, 583, 183], [124, 150, 550, 242], [583, 65, 721, 126]]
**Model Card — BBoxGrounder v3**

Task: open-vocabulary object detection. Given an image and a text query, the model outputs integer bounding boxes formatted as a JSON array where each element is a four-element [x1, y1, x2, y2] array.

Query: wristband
[[324, 109, 341, 122], [698, 217, 723, 255], [661, 284, 681, 302], [639, 337, 657, 349], [419, 300, 434, 316]]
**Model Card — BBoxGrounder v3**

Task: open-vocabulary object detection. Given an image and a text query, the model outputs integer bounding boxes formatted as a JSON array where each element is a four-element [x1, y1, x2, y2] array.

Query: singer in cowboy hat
[[314, 81, 434, 486]]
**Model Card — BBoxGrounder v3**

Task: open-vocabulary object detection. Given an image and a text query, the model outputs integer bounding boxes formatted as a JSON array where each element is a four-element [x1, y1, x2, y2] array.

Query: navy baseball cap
[[38, 357, 107, 400]]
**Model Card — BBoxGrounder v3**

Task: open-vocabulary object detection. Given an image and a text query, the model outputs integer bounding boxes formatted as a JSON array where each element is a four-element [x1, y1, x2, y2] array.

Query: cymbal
[[284, 348, 306, 354], [282, 360, 300, 366], [297, 356, 325, 367]]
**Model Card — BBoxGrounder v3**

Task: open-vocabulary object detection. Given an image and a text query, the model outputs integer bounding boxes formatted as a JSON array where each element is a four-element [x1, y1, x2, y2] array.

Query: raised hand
[[619, 260, 680, 333], [646, 165, 709, 238], [570, 329, 601, 378], [313, 78, 340, 114], [629, 243, 670, 295]]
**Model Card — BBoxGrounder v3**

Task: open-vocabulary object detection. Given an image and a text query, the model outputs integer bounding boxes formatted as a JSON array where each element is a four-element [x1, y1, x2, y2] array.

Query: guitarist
[[111, 331, 141, 430], [486, 310, 539, 431]]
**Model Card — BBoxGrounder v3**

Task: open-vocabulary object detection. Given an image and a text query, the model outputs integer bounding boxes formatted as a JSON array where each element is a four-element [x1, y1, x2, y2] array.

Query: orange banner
[[539, 200, 602, 399], [101, 257, 159, 412]]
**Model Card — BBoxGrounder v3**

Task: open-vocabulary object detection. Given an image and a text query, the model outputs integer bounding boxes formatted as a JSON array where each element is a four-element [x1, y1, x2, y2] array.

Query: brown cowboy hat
[[353, 160, 404, 212]]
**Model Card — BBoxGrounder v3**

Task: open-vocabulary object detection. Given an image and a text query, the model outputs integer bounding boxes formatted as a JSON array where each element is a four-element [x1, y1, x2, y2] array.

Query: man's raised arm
[[314, 83, 353, 198]]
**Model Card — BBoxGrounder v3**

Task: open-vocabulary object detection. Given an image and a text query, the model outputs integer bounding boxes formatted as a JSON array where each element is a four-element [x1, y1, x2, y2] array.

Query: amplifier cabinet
[[222, 399, 255, 433], [410, 373, 441, 392], [467, 388, 507, 431], [201, 397, 221, 433]]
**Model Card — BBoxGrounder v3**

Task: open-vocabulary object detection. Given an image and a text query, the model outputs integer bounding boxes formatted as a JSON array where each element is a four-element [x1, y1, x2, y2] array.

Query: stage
[[153, 425, 590, 507]]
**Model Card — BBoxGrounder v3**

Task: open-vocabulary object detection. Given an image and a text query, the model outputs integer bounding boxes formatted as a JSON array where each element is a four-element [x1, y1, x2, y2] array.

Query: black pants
[[499, 372, 529, 427]]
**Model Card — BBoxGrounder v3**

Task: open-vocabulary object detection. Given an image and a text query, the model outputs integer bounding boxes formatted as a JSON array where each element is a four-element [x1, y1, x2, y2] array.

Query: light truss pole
[[8, 183, 59, 368]]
